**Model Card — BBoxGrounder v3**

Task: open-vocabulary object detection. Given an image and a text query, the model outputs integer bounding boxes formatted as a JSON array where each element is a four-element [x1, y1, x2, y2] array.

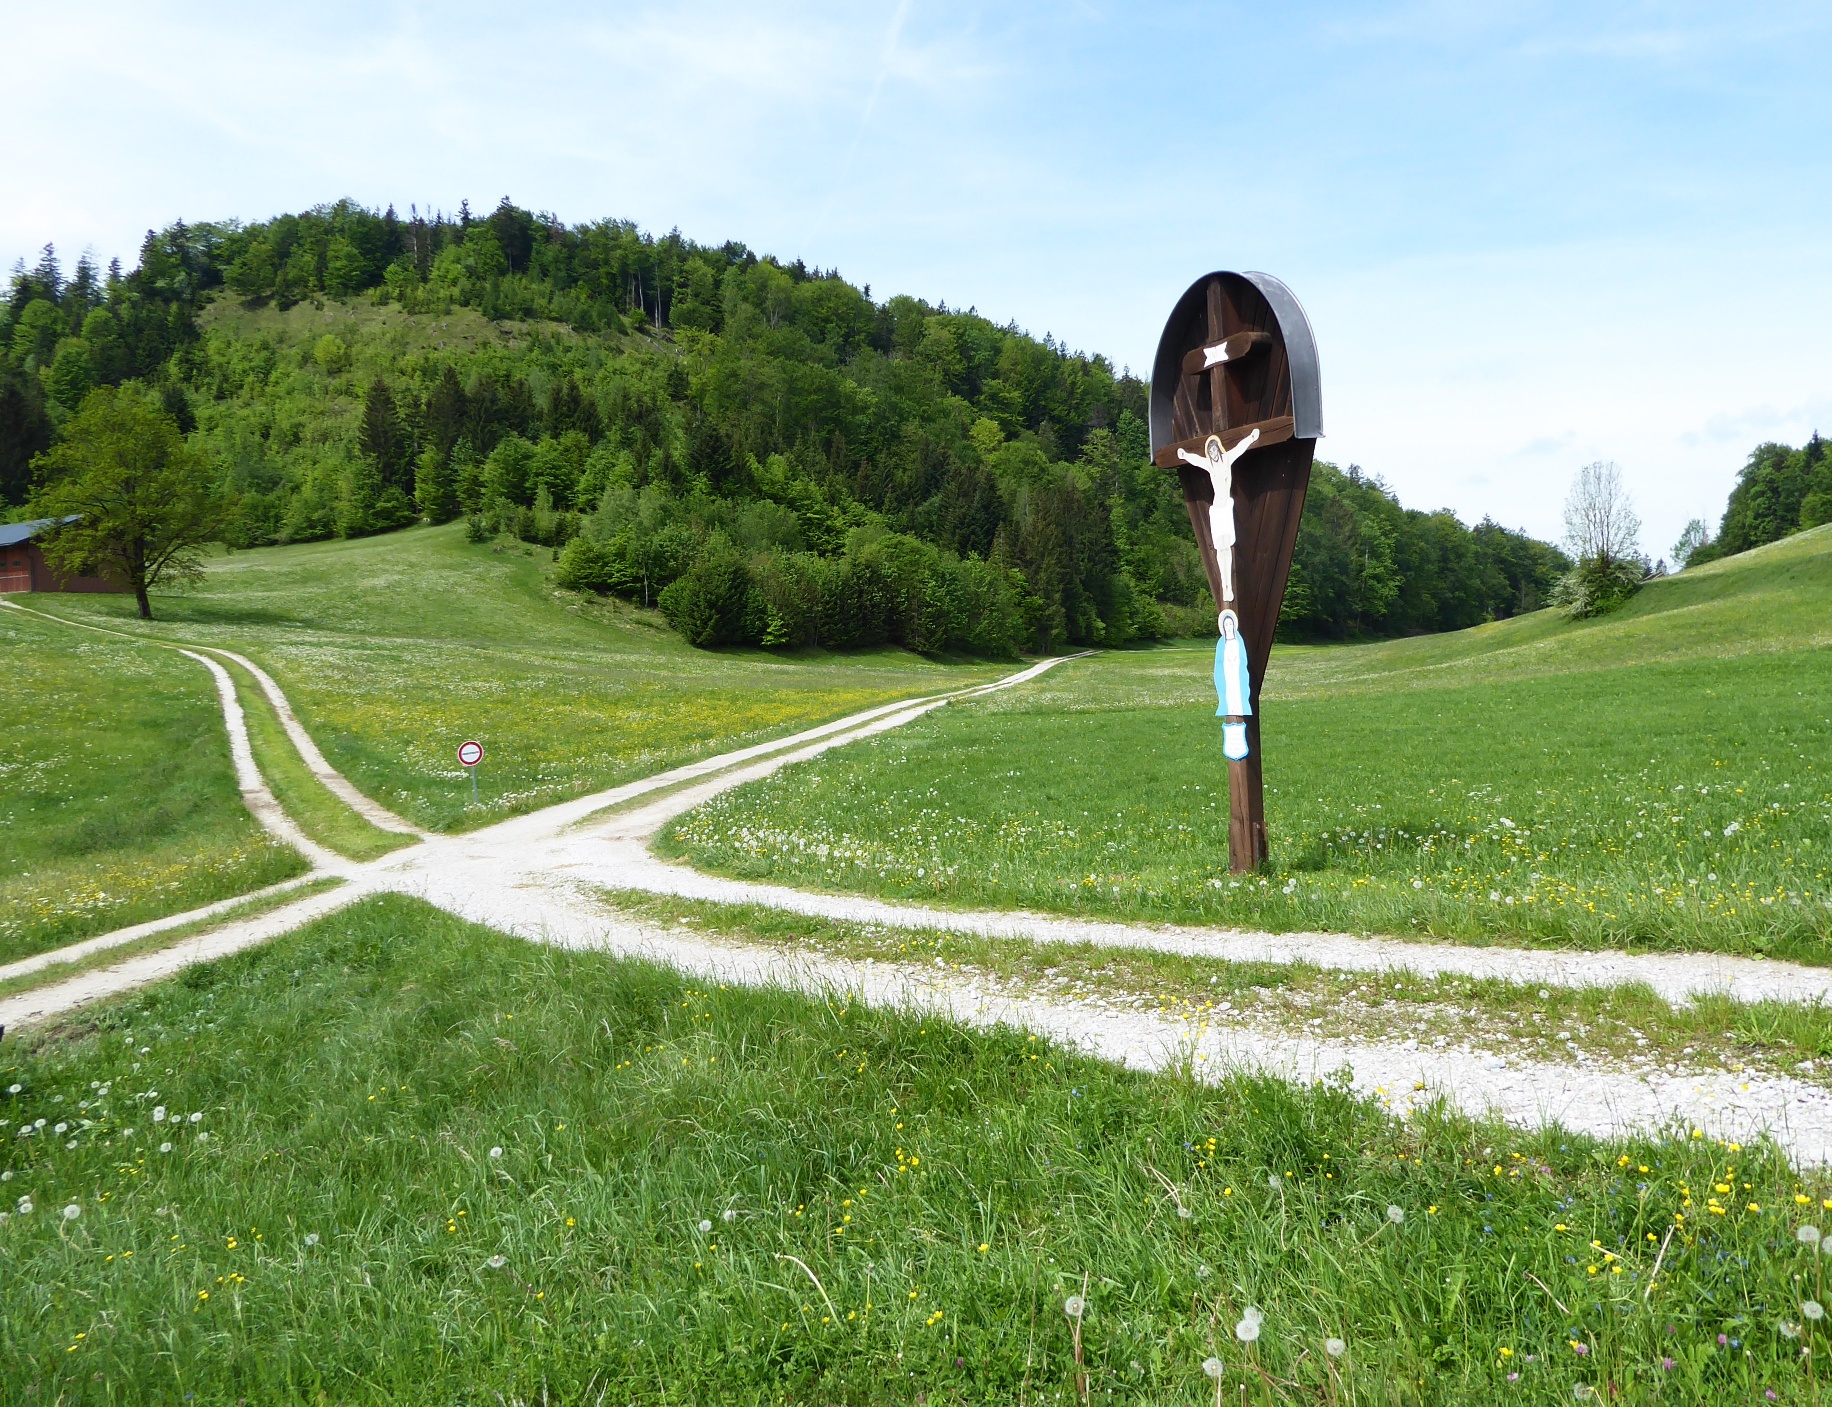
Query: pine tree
[[359, 378, 413, 493]]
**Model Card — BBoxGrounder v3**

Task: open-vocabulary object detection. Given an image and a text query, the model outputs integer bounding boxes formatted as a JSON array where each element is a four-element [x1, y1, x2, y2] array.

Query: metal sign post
[[1148, 272, 1322, 873], [458, 740, 484, 805]]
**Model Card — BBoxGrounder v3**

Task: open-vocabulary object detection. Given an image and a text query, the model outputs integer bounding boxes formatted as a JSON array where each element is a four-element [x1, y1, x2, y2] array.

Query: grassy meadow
[[666, 526, 1832, 961], [221, 656, 416, 862], [3, 894, 1829, 1405], [23, 522, 1006, 832], [0, 607, 305, 963]]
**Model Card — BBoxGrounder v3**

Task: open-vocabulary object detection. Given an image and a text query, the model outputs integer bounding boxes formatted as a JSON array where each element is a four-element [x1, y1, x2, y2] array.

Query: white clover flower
[[152, 1107, 166, 1123], [721, 1209, 737, 1223], [1387, 1205, 1405, 1224], [488, 1147, 503, 1159], [1063, 1295, 1085, 1318], [62, 1204, 80, 1220], [697, 1219, 713, 1233], [1326, 1337, 1346, 1358], [1806, 1301, 1825, 1321], [304, 1233, 319, 1246], [160, 1142, 173, 1154], [486, 1254, 508, 1270], [1202, 1357, 1224, 1379], [1801, 1226, 1823, 1247]]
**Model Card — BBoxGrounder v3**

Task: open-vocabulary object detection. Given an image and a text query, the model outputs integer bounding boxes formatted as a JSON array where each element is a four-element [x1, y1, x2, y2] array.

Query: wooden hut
[[0, 518, 127, 595]]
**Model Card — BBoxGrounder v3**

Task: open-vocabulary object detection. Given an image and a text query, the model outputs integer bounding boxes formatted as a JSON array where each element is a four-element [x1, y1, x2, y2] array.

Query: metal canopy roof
[[0, 517, 78, 547]]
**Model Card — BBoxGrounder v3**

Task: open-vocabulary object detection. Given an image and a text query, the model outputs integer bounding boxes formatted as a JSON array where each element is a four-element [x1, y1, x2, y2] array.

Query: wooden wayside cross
[[1148, 272, 1322, 873]]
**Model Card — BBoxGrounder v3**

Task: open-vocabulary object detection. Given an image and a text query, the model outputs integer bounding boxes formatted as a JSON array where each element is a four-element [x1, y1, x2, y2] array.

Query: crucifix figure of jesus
[[1175, 427, 1259, 606]]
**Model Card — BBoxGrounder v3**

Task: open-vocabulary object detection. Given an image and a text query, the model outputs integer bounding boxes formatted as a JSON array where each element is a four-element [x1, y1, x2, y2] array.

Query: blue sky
[[5, 1, 1828, 553]]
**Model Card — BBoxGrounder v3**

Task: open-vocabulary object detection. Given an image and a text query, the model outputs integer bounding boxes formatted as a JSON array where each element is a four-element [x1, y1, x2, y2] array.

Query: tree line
[[1674, 435, 1831, 567], [6, 199, 1570, 647]]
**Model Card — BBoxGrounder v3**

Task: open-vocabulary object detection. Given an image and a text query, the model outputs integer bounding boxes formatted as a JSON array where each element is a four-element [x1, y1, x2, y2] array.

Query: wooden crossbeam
[[1179, 329, 1272, 376], [1151, 415, 1295, 470]]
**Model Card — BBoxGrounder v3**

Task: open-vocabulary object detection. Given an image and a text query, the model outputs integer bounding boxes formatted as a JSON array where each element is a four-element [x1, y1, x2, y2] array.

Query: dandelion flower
[[1267, 1175, 1281, 1191], [1063, 1295, 1085, 1318], [1387, 1205, 1405, 1224], [152, 1107, 166, 1123], [62, 1204, 80, 1221], [486, 1254, 507, 1270], [1805, 1301, 1825, 1321], [160, 1142, 172, 1154], [1202, 1357, 1224, 1379], [1178, 1206, 1192, 1220], [1781, 1321, 1802, 1339], [1800, 1225, 1822, 1247], [5, 1084, 19, 1095], [1326, 1337, 1346, 1358], [16, 1198, 32, 1214], [697, 1219, 713, 1234], [304, 1234, 319, 1246], [1235, 1316, 1261, 1344], [53, 1122, 67, 1135], [488, 1147, 502, 1159], [188, 1112, 203, 1124], [721, 1209, 736, 1223]]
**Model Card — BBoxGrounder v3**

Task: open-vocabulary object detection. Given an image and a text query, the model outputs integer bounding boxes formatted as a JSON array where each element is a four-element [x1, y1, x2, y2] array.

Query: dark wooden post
[[1147, 272, 1322, 874]]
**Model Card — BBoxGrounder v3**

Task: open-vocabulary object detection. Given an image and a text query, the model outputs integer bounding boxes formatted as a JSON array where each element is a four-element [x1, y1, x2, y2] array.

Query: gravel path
[[11, 625, 1832, 1162]]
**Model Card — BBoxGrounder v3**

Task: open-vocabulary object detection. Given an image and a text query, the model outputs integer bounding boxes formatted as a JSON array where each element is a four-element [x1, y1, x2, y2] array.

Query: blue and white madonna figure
[[1214, 609, 1252, 759]]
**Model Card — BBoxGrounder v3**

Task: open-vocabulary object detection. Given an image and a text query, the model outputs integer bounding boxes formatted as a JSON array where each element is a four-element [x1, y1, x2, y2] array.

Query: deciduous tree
[[27, 387, 226, 619]]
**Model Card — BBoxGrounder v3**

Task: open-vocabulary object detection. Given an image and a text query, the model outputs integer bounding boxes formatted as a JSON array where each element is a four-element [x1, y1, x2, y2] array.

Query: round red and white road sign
[[457, 740, 484, 767]]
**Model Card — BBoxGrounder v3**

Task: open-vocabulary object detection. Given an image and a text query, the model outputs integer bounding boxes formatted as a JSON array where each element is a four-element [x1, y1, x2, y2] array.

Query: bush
[[658, 535, 763, 647], [554, 535, 619, 592], [1551, 555, 1646, 620]]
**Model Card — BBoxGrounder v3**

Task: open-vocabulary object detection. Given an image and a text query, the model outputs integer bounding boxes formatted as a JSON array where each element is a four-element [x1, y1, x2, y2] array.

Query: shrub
[[658, 535, 763, 647], [1551, 555, 1646, 619], [555, 535, 618, 593]]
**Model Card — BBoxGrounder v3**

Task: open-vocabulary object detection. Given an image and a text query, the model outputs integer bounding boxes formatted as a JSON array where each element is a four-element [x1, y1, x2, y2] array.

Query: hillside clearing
[[23, 522, 1006, 831]]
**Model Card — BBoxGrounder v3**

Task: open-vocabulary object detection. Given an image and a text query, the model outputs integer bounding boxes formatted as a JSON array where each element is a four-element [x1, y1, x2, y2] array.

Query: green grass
[[0, 877, 344, 1004], [28, 522, 1007, 831], [0, 895, 1827, 1404], [664, 527, 1832, 962], [0, 609, 306, 965], [221, 657, 416, 862], [604, 889, 1832, 1091]]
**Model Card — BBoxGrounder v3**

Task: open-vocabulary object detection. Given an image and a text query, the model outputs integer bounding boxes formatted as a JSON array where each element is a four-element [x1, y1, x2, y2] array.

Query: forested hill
[[2, 198, 1568, 653]]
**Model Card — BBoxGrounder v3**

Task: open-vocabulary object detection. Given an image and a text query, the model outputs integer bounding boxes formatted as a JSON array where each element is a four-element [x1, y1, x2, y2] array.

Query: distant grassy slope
[[667, 527, 1832, 960], [29, 523, 1005, 831], [0, 609, 305, 962]]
